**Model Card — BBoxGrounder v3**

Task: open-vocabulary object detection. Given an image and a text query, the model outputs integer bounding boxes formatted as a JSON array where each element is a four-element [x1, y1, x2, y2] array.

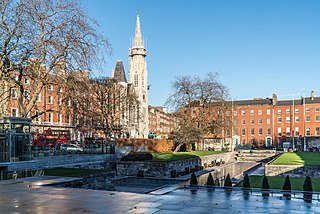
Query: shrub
[[282, 175, 291, 191], [224, 173, 232, 187], [243, 174, 250, 189], [303, 175, 313, 202], [190, 172, 198, 186], [120, 152, 153, 161], [303, 175, 313, 192], [206, 173, 214, 186], [261, 176, 270, 190]]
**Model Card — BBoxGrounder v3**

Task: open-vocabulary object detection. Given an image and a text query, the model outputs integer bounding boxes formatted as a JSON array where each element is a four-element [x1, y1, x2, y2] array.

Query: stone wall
[[57, 172, 116, 191], [265, 164, 320, 178], [0, 154, 116, 171], [116, 152, 235, 178], [236, 150, 280, 162]]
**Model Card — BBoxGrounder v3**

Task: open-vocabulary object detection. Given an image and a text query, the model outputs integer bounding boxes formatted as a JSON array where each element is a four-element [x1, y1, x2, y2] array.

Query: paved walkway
[[0, 176, 320, 213]]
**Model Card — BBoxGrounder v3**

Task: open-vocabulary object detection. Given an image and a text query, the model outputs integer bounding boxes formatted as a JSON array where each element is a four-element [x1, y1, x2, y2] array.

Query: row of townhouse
[[148, 106, 177, 138], [231, 92, 320, 150]]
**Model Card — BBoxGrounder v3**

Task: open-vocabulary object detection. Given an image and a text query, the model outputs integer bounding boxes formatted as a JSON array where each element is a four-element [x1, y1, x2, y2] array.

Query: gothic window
[[134, 73, 138, 87], [142, 74, 144, 88]]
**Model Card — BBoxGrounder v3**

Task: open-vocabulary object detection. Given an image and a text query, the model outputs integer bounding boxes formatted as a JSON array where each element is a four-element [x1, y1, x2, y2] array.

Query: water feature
[[197, 161, 257, 186], [110, 161, 258, 193]]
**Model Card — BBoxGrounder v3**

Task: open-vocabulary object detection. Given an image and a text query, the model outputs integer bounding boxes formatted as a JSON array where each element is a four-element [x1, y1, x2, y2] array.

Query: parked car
[[60, 144, 83, 152], [68, 140, 85, 148]]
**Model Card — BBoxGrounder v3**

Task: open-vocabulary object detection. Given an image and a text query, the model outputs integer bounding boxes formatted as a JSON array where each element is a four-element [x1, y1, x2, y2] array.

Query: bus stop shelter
[[0, 117, 32, 162]]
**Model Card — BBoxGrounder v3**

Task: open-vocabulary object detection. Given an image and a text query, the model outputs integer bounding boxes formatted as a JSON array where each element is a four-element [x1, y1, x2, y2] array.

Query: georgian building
[[148, 106, 177, 138], [230, 91, 320, 150]]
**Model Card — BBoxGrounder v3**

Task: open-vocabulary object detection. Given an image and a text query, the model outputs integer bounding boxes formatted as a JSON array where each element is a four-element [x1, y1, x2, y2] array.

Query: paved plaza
[[0, 176, 320, 213]]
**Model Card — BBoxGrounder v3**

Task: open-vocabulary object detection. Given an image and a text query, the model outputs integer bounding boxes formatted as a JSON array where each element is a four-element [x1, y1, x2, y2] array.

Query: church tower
[[128, 15, 149, 138]]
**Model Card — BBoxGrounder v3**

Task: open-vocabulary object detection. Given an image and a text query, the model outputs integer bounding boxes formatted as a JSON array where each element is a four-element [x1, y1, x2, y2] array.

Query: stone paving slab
[[0, 176, 320, 213]]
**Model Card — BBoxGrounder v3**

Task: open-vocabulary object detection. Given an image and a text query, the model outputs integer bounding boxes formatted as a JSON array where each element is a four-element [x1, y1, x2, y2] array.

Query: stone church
[[111, 15, 149, 138]]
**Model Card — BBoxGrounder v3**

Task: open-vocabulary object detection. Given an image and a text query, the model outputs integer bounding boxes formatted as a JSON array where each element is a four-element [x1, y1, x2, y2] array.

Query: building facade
[[231, 92, 320, 150], [148, 106, 177, 138], [0, 15, 150, 140]]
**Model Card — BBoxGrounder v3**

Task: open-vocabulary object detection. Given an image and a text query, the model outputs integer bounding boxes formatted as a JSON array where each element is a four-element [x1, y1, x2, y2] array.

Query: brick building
[[231, 92, 320, 150], [148, 106, 177, 138]]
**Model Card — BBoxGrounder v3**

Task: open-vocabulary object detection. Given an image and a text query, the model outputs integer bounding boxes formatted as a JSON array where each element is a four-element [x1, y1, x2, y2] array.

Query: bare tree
[[166, 72, 230, 151], [0, 0, 109, 118], [81, 77, 139, 141]]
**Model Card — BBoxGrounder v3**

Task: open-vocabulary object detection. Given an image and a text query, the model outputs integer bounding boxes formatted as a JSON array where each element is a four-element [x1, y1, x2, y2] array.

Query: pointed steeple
[[113, 60, 127, 83], [133, 15, 143, 47]]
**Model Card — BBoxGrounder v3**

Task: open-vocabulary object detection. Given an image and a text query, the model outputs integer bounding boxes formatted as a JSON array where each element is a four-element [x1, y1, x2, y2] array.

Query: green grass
[[151, 151, 224, 162], [271, 152, 320, 166], [44, 167, 105, 177], [238, 175, 320, 192]]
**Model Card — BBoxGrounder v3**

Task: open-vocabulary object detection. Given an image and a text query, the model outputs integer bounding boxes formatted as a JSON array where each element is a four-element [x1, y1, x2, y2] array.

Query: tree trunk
[[173, 143, 185, 153]]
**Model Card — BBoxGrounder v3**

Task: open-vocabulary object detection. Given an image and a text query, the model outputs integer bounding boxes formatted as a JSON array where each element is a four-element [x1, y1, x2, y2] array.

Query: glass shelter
[[0, 117, 32, 162]]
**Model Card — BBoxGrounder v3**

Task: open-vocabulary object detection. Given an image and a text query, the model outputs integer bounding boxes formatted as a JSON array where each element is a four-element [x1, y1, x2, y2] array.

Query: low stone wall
[[116, 152, 235, 178], [60, 172, 115, 190], [265, 164, 320, 178], [0, 154, 116, 171]]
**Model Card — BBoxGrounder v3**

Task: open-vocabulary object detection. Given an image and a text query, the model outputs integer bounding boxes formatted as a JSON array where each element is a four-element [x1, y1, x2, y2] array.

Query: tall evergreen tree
[[303, 175, 313, 192], [206, 173, 214, 186], [190, 172, 198, 186], [282, 175, 291, 191], [261, 176, 270, 189], [243, 174, 250, 189], [224, 173, 232, 187], [303, 175, 313, 202]]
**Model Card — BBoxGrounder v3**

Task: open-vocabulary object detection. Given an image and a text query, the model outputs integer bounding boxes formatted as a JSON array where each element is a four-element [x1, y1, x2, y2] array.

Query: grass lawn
[[44, 167, 105, 177], [271, 152, 320, 166], [238, 175, 320, 192], [151, 151, 224, 162]]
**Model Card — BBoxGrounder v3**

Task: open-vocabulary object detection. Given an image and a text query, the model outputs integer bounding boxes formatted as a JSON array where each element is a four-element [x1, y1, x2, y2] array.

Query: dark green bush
[[206, 173, 214, 186], [303, 175, 313, 202], [224, 173, 232, 187], [243, 174, 250, 189], [303, 175, 313, 192], [261, 176, 270, 190], [282, 175, 291, 191], [190, 172, 198, 186], [120, 152, 153, 161]]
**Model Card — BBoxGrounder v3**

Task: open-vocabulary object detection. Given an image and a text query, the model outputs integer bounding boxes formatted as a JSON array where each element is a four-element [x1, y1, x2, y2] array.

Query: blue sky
[[83, 0, 320, 107]]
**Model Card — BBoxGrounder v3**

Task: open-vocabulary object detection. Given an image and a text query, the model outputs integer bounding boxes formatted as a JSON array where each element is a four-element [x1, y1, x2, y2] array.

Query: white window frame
[[286, 117, 290, 123], [11, 88, 17, 99], [58, 97, 62, 106], [306, 116, 310, 122], [11, 108, 18, 117], [48, 96, 53, 104]]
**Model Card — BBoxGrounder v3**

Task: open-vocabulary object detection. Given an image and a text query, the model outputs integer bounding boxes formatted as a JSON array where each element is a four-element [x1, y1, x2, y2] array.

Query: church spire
[[133, 15, 143, 47]]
